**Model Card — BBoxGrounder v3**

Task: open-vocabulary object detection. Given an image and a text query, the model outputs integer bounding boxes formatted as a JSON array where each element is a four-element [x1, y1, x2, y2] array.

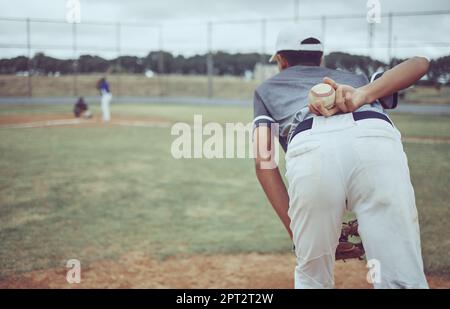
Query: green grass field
[[0, 104, 449, 280], [1, 74, 450, 104]]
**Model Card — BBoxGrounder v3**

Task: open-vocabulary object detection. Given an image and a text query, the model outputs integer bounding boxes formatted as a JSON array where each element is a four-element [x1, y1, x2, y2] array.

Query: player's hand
[[308, 99, 340, 117], [322, 77, 369, 113]]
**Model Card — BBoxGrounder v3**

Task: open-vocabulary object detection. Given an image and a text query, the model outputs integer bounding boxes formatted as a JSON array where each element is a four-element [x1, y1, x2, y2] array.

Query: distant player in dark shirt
[[73, 97, 92, 118]]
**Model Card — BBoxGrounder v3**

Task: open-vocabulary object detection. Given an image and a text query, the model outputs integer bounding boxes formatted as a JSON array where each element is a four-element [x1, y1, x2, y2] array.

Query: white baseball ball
[[308, 83, 336, 110]]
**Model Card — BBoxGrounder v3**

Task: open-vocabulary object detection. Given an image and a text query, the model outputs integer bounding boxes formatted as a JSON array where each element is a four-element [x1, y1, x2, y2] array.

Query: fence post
[[72, 22, 78, 97], [116, 22, 121, 97], [321, 15, 326, 48], [387, 12, 393, 64], [260, 19, 267, 80], [206, 21, 213, 98], [26, 18, 32, 97], [294, 0, 300, 22], [368, 22, 374, 55], [158, 24, 165, 96]]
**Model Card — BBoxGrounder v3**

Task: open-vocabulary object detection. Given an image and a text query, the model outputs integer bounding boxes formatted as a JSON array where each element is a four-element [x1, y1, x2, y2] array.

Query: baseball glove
[[335, 220, 365, 261]]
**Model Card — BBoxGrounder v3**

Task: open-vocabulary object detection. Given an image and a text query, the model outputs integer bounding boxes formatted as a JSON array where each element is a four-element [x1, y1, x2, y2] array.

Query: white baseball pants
[[101, 92, 112, 122], [285, 114, 428, 289]]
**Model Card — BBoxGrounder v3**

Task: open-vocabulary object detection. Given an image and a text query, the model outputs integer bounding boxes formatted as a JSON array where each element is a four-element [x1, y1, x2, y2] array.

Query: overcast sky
[[0, 0, 449, 61]]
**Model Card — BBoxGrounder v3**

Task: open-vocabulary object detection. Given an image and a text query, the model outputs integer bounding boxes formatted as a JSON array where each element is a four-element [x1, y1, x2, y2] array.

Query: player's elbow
[[254, 156, 278, 172], [413, 56, 430, 76], [254, 148, 273, 170]]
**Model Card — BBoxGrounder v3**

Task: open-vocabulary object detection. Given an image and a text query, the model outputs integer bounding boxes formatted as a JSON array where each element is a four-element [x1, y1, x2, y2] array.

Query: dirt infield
[[1, 252, 449, 289], [1, 113, 449, 145], [0, 113, 172, 129], [0, 114, 73, 125]]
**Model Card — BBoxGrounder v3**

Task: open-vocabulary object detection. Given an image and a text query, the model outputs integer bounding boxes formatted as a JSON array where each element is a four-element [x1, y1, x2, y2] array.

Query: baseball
[[308, 83, 336, 110]]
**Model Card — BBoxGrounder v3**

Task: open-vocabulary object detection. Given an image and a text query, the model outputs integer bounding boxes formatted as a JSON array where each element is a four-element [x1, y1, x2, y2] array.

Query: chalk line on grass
[[402, 137, 450, 145], [0, 118, 172, 129], [0, 118, 83, 129], [112, 120, 171, 128]]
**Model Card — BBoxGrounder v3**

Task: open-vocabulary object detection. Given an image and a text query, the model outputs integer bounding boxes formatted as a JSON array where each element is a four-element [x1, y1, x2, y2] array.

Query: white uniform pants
[[101, 92, 112, 122], [285, 114, 428, 289]]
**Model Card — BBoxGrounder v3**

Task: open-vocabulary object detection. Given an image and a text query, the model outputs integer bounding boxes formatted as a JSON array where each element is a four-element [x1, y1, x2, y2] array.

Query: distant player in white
[[253, 25, 430, 289], [97, 77, 112, 122]]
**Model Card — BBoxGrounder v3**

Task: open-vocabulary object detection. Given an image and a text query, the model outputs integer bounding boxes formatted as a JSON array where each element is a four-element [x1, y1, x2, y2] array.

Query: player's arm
[[359, 56, 430, 104], [253, 125, 292, 240], [310, 56, 430, 116]]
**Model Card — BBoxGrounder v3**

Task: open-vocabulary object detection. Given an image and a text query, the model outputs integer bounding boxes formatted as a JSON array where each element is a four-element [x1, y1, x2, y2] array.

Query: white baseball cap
[[269, 24, 323, 62]]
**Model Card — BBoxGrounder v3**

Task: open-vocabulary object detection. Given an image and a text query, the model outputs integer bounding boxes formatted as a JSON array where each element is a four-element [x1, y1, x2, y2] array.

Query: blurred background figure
[[73, 97, 92, 119], [96, 77, 112, 122]]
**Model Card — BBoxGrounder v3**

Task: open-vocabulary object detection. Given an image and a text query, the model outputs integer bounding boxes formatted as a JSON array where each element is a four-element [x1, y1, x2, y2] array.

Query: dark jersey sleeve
[[252, 90, 287, 152], [253, 90, 275, 126], [370, 72, 398, 109]]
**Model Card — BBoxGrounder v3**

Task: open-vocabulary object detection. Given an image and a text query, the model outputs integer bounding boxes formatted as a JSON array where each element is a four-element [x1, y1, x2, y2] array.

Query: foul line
[[402, 137, 450, 145], [0, 118, 83, 128], [112, 120, 171, 128], [0, 118, 172, 129]]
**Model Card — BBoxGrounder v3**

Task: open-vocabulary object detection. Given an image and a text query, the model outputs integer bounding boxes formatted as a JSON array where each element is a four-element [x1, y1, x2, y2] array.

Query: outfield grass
[[1, 74, 449, 104], [0, 104, 449, 279]]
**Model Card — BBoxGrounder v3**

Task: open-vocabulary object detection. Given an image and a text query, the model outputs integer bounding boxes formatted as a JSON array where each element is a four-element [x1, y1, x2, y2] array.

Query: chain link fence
[[0, 10, 449, 99]]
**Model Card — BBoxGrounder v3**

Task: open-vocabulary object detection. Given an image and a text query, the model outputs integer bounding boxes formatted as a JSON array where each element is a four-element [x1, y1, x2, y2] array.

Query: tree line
[[0, 51, 448, 85]]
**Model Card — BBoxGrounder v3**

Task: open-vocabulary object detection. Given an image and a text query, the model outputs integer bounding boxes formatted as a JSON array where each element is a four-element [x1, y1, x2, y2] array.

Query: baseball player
[[73, 97, 92, 118], [253, 24, 430, 289], [97, 77, 112, 122]]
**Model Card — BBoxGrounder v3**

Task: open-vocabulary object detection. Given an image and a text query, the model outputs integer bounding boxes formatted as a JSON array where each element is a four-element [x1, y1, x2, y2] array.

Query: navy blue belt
[[288, 111, 393, 144]]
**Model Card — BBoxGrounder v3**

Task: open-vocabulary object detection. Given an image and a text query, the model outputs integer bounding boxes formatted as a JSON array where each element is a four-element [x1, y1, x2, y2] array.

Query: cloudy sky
[[0, 0, 449, 61]]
